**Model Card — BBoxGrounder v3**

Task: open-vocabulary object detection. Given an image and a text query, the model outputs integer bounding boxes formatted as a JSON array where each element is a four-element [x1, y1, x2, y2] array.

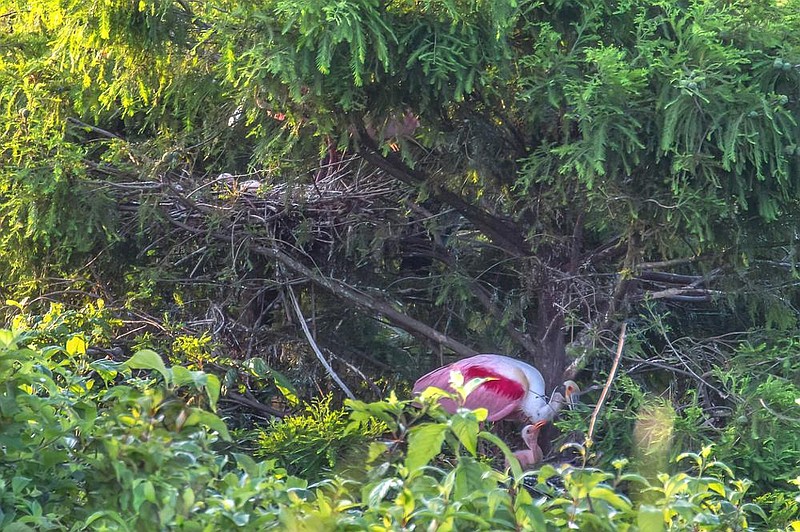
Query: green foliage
[[0, 321, 782, 530], [255, 394, 386, 479], [6, 299, 121, 347], [4, 1, 800, 527], [713, 341, 800, 494], [0, 326, 232, 529]]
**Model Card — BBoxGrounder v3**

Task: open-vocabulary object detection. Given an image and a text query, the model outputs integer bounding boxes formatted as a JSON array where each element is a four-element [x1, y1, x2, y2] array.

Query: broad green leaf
[[124, 349, 170, 385], [741, 502, 768, 521], [395, 488, 415, 519], [588, 486, 632, 510], [479, 430, 520, 478], [514, 488, 546, 529], [450, 410, 479, 455], [11, 476, 30, 494], [183, 408, 232, 441], [418, 385, 450, 403], [368, 478, 400, 507], [406, 423, 448, 472], [0, 330, 18, 349], [637, 505, 665, 532], [84, 511, 129, 528], [693, 512, 721, 526], [366, 441, 389, 463], [486, 488, 510, 518], [231, 513, 250, 526], [3, 524, 36, 532], [90, 359, 123, 381], [171, 365, 196, 387]]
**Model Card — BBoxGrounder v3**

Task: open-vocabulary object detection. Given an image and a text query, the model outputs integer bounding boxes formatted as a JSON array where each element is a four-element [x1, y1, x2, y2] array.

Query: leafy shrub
[[6, 298, 121, 347], [255, 394, 386, 479], [712, 342, 800, 494], [0, 327, 231, 530], [0, 321, 787, 531]]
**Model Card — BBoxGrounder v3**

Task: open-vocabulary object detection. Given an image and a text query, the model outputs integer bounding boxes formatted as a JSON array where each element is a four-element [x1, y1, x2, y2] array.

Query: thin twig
[[67, 117, 122, 139], [326, 350, 382, 397], [286, 284, 356, 400], [758, 398, 800, 423], [587, 322, 627, 445]]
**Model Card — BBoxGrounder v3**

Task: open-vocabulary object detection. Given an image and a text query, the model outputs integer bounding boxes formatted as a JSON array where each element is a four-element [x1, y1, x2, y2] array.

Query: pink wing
[[413, 360, 527, 421]]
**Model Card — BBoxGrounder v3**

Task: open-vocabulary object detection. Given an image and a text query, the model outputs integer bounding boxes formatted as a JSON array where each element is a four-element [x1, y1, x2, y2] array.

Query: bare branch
[[67, 117, 123, 140], [257, 243, 479, 358], [587, 322, 627, 445], [354, 125, 530, 257], [286, 284, 356, 400], [224, 391, 289, 418]]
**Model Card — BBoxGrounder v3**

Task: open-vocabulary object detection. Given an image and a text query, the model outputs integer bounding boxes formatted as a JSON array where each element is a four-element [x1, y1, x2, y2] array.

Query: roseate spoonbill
[[412, 354, 579, 423], [506, 421, 546, 470]]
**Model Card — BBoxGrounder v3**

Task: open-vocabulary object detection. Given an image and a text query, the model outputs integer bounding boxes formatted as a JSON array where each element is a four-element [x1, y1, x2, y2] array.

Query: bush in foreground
[[0, 325, 790, 530]]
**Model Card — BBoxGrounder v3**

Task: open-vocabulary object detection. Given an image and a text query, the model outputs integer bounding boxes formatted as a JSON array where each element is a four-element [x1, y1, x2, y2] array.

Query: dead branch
[[286, 284, 356, 400], [224, 391, 289, 418], [587, 322, 627, 446]]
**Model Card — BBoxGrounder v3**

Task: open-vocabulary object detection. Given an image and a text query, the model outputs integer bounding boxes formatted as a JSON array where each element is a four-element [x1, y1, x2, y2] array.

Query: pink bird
[[412, 354, 579, 423], [506, 421, 546, 470]]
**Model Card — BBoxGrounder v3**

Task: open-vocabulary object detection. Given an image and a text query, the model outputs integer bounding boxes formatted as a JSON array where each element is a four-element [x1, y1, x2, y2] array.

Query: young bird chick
[[506, 420, 546, 470]]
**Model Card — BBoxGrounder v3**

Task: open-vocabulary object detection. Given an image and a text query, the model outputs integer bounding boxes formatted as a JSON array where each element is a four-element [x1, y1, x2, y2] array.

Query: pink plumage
[[412, 354, 549, 422]]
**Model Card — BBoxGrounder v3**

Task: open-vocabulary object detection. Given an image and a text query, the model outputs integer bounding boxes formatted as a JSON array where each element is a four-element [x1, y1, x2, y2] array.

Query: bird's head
[[521, 420, 547, 446], [563, 380, 580, 409]]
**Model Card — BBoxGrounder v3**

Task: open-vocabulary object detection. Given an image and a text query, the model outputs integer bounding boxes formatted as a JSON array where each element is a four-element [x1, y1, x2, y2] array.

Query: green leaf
[[637, 505, 664, 532], [0, 330, 18, 349], [588, 486, 632, 511], [367, 478, 400, 507], [450, 409, 479, 455], [90, 359, 123, 381], [693, 512, 720, 526], [205, 374, 221, 410], [406, 423, 448, 472], [3, 524, 36, 532], [183, 408, 232, 441], [11, 476, 30, 494], [514, 488, 546, 529], [740, 502, 768, 521], [247, 359, 299, 406], [124, 349, 170, 385], [171, 365, 196, 387], [231, 512, 250, 526], [478, 430, 521, 479]]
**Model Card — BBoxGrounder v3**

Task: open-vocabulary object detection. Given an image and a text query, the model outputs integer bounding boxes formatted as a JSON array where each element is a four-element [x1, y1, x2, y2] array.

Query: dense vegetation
[[0, 318, 780, 529], [2, 0, 800, 528]]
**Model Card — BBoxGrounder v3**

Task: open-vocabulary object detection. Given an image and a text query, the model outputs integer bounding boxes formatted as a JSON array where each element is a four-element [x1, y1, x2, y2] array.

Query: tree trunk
[[534, 284, 568, 391]]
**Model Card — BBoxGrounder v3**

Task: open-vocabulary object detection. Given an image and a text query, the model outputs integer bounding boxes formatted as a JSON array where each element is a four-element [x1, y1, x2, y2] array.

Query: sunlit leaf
[[406, 423, 448, 472], [124, 349, 170, 385], [65, 336, 86, 356]]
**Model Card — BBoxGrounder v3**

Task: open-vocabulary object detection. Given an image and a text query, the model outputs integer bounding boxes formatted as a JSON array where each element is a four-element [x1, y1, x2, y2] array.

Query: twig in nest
[[587, 322, 627, 446], [286, 284, 356, 400]]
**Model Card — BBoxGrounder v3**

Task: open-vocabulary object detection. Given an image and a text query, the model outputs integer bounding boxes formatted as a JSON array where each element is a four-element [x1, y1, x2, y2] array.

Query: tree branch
[[286, 284, 356, 400], [252, 244, 479, 358], [354, 125, 530, 257], [224, 391, 289, 418]]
